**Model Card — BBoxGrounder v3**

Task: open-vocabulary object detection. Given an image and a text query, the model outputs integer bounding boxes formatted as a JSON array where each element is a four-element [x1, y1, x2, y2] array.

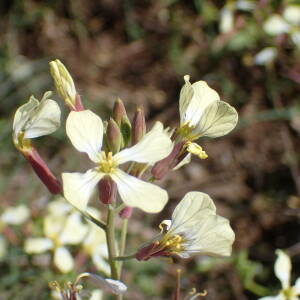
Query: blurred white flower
[[254, 47, 278, 66], [13, 91, 61, 151], [263, 15, 290, 36], [82, 208, 110, 275], [264, 5, 300, 49], [136, 192, 235, 260], [259, 250, 300, 300], [177, 75, 238, 159], [1, 204, 30, 225], [62, 110, 173, 213], [220, 5, 234, 33], [283, 5, 300, 26], [25, 202, 88, 273]]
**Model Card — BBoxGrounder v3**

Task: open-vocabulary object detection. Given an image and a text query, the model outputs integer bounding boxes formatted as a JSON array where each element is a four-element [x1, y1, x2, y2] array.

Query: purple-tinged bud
[[23, 146, 61, 194], [113, 98, 127, 126], [98, 176, 117, 204], [106, 118, 122, 154], [151, 141, 185, 180], [132, 106, 146, 145], [119, 206, 133, 219], [135, 241, 170, 261]]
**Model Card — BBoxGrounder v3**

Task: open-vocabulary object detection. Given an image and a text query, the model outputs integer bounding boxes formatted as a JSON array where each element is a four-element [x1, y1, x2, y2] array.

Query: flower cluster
[[12, 59, 239, 298]]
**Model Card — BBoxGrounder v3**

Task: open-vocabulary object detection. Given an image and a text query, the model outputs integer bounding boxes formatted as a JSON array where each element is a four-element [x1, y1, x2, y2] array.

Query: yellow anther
[[185, 142, 208, 159], [98, 151, 116, 173]]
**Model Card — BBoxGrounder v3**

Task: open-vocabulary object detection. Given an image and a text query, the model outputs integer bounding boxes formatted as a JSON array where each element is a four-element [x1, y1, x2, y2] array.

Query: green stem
[[113, 254, 135, 261], [106, 206, 118, 279], [118, 219, 129, 276]]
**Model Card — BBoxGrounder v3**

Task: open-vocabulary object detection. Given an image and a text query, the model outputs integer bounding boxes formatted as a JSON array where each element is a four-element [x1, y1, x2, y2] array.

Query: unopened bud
[[120, 116, 131, 148], [23, 146, 61, 194], [151, 142, 185, 180], [106, 118, 122, 154], [119, 206, 133, 219], [132, 106, 146, 145], [98, 176, 117, 204], [49, 59, 78, 110], [113, 98, 127, 126]]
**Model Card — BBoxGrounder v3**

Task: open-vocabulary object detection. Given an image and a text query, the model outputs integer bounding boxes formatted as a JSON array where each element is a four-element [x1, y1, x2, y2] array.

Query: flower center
[[158, 234, 185, 253], [98, 151, 117, 173], [283, 286, 297, 298]]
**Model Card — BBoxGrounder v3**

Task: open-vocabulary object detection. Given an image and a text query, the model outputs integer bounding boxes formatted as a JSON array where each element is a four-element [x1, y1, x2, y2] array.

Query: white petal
[[44, 214, 65, 240], [220, 6, 234, 33], [23, 98, 61, 139], [13, 96, 39, 138], [182, 80, 220, 127], [59, 212, 88, 245], [66, 110, 103, 162], [173, 153, 191, 170], [182, 215, 235, 257], [170, 192, 216, 232], [47, 198, 72, 216], [83, 225, 106, 255], [258, 296, 283, 300], [111, 169, 168, 213], [77, 273, 127, 295], [54, 247, 74, 273], [294, 277, 300, 294], [89, 290, 103, 300], [114, 121, 173, 165], [179, 75, 194, 125], [283, 6, 300, 26], [274, 250, 291, 289], [1, 205, 30, 225], [193, 100, 238, 138], [92, 253, 110, 275], [62, 169, 104, 212], [263, 15, 290, 36], [24, 238, 53, 253], [254, 47, 278, 66]]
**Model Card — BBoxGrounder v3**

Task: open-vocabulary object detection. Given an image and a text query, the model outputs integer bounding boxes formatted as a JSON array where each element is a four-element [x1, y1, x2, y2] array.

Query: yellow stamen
[[185, 142, 208, 159], [98, 151, 117, 173]]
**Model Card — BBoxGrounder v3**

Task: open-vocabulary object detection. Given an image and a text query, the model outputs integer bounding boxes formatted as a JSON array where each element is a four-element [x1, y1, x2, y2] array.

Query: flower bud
[[98, 176, 117, 204], [132, 106, 146, 145], [106, 118, 122, 154], [112, 98, 131, 147], [119, 206, 133, 219], [151, 142, 185, 180], [49, 59, 79, 110], [112, 98, 127, 126], [23, 146, 61, 194]]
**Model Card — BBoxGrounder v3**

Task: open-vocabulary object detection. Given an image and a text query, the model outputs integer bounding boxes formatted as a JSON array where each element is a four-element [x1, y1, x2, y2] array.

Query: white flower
[[254, 47, 278, 66], [13, 91, 61, 151], [220, 5, 234, 33], [77, 273, 127, 295], [179, 76, 238, 139], [136, 192, 235, 260], [62, 110, 173, 213], [263, 6, 300, 49], [24, 205, 88, 273], [259, 250, 300, 300], [177, 76, 238, 159], [263, 15, 290, 36], [283, 6, 300, 26], [1, 205, 30, 225]]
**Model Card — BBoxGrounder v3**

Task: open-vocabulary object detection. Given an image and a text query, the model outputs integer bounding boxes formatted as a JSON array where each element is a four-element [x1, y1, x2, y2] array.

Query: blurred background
[[1, 0, 300, 299]]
